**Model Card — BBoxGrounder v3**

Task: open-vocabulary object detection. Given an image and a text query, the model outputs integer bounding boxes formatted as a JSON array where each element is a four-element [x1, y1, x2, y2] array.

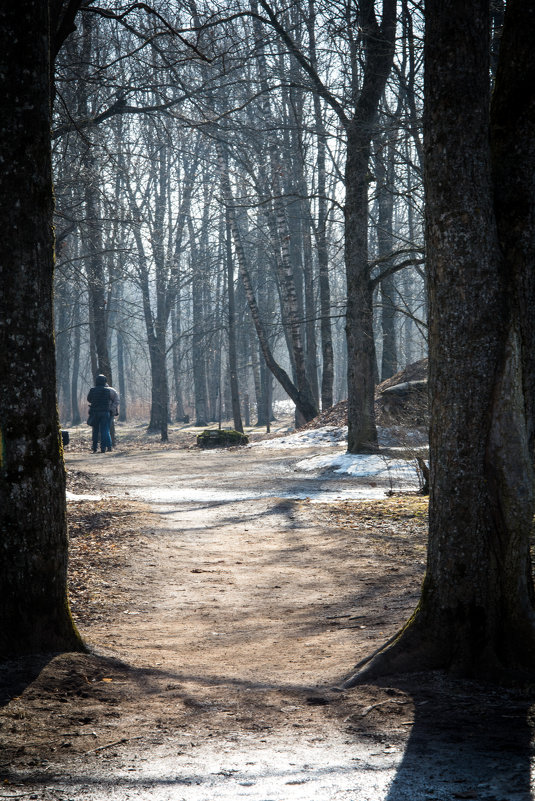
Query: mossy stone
[[196, 429, 249, 448]]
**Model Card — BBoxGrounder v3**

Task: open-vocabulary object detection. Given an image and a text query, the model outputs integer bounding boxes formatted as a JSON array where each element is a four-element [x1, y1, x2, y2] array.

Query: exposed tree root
[[343, 612, 442, 687], [343, 609, 535, 688]]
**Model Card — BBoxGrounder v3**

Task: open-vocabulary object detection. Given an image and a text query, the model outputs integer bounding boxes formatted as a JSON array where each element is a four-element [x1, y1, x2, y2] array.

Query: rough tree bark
[[491, 0, 535, 461], [345, 0, 535, 684], [0, 1, 84, 659]]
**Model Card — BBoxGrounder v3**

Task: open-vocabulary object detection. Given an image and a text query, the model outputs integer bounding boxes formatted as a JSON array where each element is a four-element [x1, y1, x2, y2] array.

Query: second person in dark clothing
[[87, 374, 119, 453]]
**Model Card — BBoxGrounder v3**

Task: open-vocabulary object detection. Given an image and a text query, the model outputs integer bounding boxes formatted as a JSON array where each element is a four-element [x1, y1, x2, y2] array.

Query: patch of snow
[[126, 487, 273, 503], [123, 485, 407, 504], [253, 425, 428, 451], [66, 491, 103, 501], [305, 486, 411, 501], [254, 426, 348, 449], [377, 425, 428, 447], [273, 399, 296, 416], [295, 452, 419, 483]]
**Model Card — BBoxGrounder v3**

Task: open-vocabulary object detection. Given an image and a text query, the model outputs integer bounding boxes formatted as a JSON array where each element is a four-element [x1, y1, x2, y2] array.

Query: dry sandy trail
[[62, 444, 408, 801], [3, 442, 532, 800]]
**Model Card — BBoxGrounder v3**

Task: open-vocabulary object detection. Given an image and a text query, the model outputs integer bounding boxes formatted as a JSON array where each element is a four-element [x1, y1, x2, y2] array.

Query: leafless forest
[[4, 0, 535, 753], [53, 0, 429, 441]]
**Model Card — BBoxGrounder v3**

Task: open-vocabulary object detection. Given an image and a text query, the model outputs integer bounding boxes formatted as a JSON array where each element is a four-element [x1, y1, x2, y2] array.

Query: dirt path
[[1, 443, 533, 800]]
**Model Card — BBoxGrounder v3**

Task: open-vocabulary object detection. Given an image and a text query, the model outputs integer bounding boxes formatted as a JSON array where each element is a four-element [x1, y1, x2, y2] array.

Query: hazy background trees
[[52, 0, 427, 441]]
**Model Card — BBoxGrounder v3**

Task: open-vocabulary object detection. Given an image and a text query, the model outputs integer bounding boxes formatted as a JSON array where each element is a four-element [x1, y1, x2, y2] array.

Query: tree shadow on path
[[376, 673, 534, 801], [0, 654, 53, 707]]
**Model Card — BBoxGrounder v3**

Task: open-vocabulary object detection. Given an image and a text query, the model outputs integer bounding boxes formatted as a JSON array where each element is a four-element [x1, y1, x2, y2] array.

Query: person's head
[[95, 374, 107, 386]]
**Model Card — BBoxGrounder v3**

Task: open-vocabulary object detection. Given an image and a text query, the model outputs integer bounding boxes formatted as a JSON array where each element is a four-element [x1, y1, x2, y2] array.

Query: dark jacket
[[87, 385, 112, 413]]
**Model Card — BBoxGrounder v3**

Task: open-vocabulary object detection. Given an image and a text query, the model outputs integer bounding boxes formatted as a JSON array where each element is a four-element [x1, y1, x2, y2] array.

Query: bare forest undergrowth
[[1, 424, 534, 799]]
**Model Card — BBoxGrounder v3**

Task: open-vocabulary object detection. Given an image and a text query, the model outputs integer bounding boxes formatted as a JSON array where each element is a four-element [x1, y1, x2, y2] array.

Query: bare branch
[[256, 0, 349, 128], [84, 3, 210, 62], [369, 257, 425, 290]]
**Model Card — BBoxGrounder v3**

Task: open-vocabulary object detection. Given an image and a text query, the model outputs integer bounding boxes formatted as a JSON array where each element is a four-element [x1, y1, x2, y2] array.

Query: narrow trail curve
[[60, 444, 411, 800]]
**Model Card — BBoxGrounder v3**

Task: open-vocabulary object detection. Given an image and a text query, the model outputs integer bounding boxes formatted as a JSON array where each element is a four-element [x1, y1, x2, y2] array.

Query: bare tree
[[346, 0, 535, 683], [0, 0, 85, 659], [256, 0, 397, 449]]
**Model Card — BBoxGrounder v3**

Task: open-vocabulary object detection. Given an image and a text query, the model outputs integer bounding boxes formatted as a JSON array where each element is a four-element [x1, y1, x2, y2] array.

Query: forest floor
[[0, 420, 534, 800]]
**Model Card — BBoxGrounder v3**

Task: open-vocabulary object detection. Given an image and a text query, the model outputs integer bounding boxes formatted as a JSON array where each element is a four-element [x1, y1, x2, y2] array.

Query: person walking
[[87, 374, 117, 453]]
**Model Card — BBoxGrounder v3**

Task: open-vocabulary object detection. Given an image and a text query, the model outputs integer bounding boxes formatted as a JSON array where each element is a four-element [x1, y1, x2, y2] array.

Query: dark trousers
[[92, 411, 112, 452]]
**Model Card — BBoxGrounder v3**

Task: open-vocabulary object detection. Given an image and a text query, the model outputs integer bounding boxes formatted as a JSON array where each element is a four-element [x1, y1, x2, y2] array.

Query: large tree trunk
[[0, 1, 84, 659], [148, 340, 169, 441], [345, 0, 535, 684], [490, 0, 535, 461]]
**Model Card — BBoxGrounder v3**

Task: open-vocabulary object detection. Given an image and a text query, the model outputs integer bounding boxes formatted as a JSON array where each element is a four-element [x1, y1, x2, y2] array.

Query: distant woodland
[[52, 0, 428, 444]]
